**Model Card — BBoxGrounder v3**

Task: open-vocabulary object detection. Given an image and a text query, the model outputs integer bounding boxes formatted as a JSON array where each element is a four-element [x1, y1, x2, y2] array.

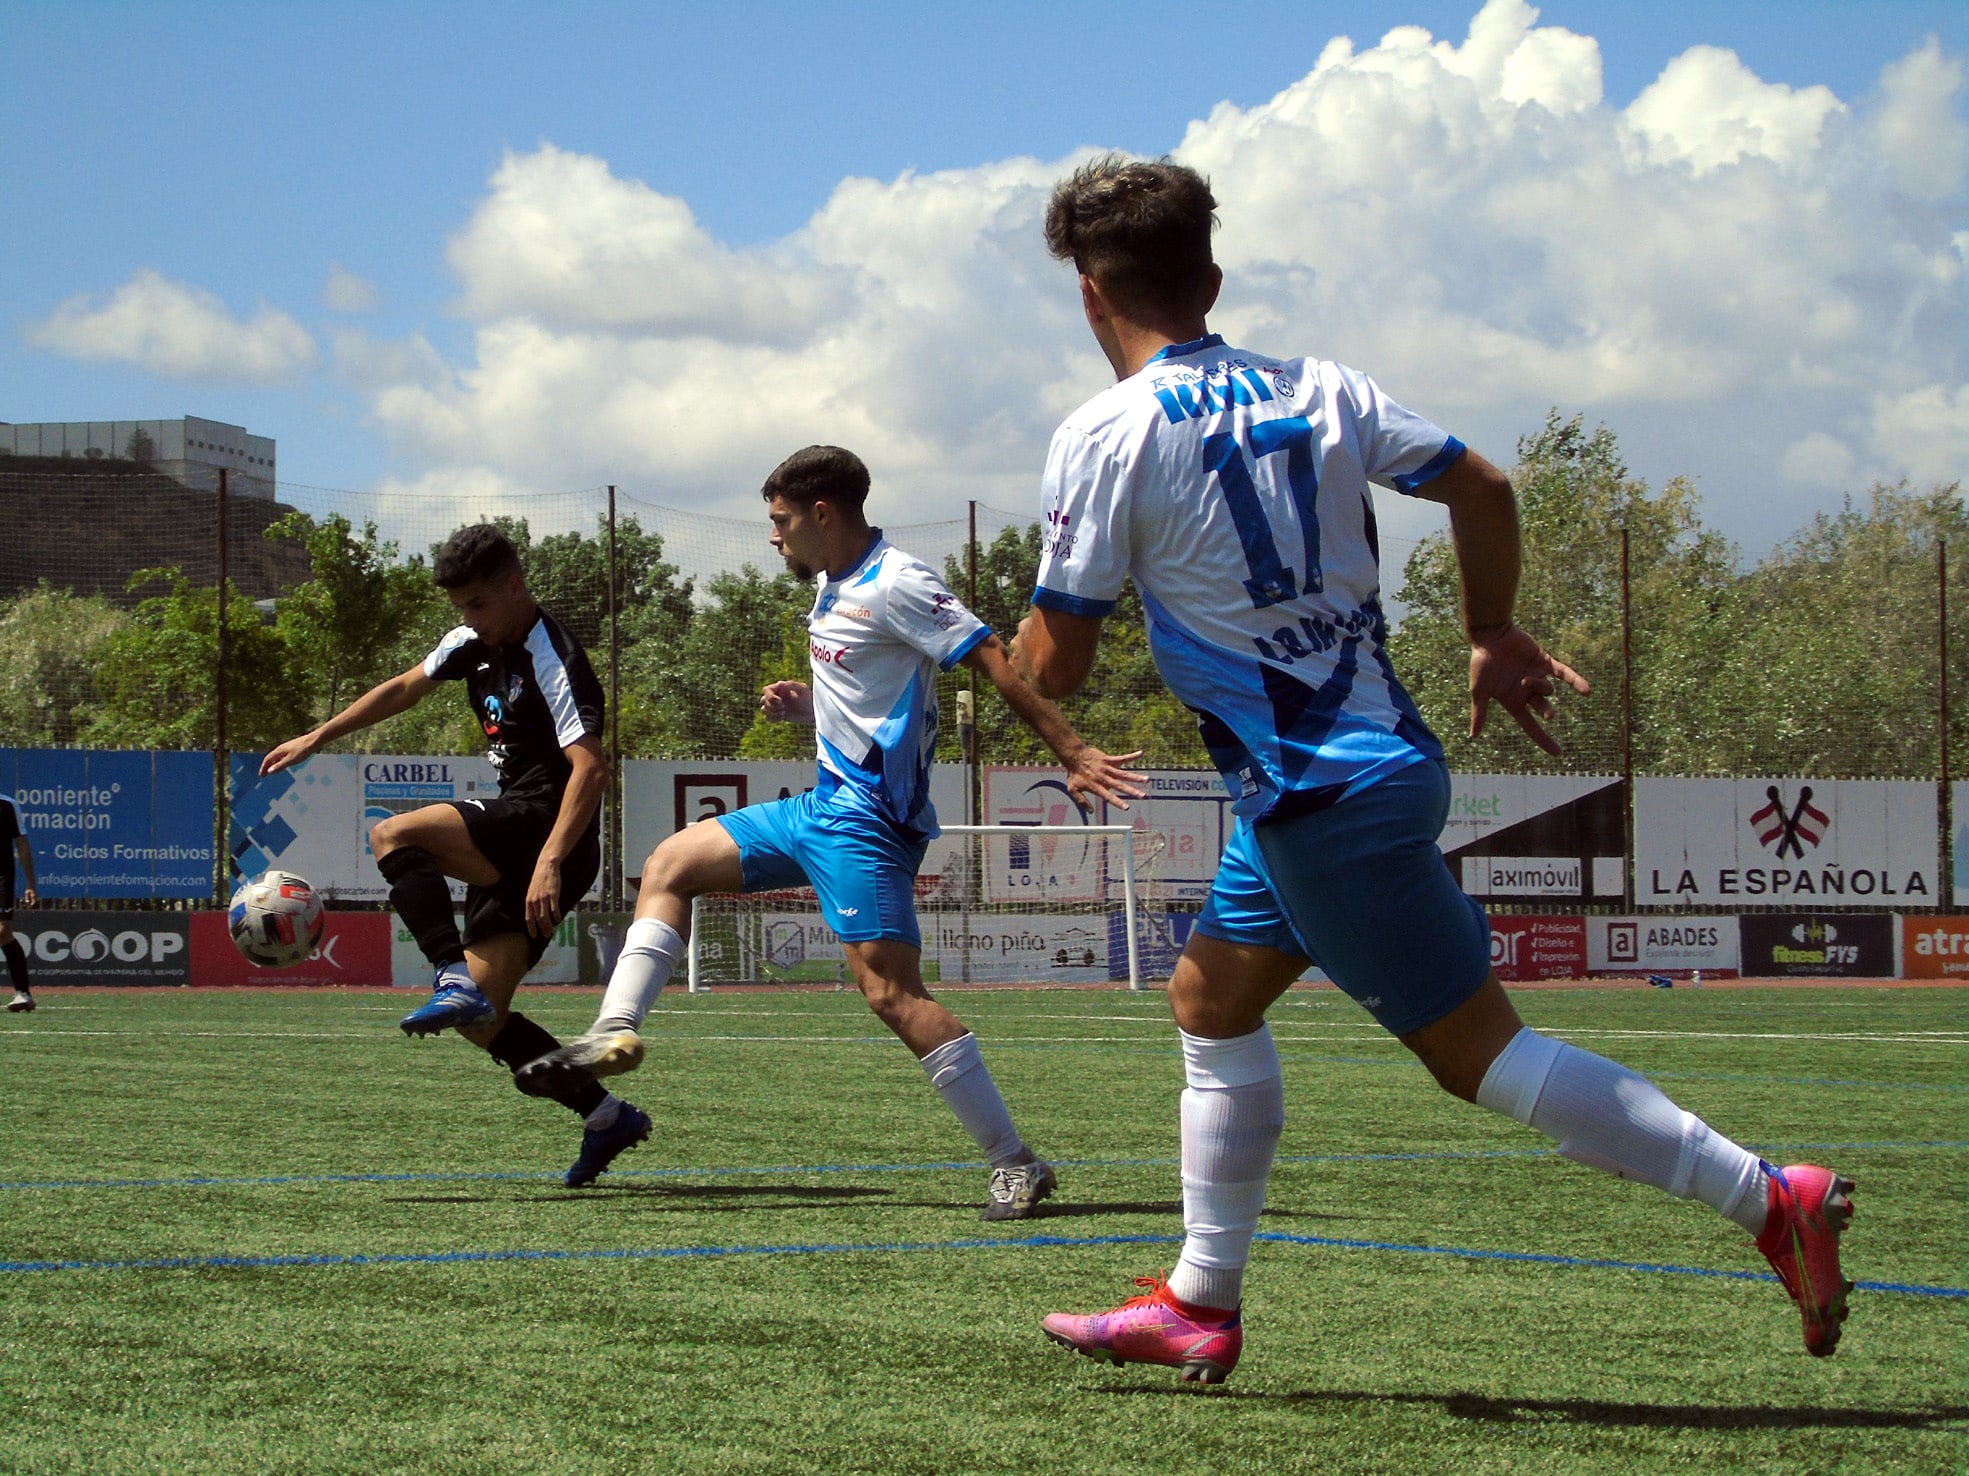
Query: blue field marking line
[[2, 1140, 1960, 1195], [0, 1230, 1962, 1300]]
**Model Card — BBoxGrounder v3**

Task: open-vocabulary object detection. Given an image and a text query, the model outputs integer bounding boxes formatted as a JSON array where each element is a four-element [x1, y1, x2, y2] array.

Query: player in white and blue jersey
[[1025, 157, 1853, 1382], [519, 445, 1145, 1220]]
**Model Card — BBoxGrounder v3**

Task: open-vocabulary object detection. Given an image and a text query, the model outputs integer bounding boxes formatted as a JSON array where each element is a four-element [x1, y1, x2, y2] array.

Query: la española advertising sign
[[1634, 778, 1937, 908]]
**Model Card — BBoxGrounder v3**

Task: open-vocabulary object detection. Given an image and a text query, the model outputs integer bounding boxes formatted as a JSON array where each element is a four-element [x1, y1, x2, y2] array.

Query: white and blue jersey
[[1033, 335, 1462, 822], [804, 532, 990, 836]]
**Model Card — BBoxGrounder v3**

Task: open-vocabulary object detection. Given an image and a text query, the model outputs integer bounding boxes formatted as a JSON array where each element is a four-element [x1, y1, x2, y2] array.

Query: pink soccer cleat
[[1756, 1163, 1855, 1356], [1042, 1275, 1242, 1384]]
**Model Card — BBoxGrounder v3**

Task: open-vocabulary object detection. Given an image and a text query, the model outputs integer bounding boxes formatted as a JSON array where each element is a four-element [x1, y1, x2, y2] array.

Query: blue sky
[[3, 0, 1963, 552]]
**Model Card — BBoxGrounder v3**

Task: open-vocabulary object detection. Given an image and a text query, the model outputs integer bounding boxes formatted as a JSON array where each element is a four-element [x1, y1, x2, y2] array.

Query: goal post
[[684, 823, 1162, 992]]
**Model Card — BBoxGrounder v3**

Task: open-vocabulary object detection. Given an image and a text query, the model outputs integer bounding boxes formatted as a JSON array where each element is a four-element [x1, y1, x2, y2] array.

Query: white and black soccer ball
[[229, 870, 327, 968]]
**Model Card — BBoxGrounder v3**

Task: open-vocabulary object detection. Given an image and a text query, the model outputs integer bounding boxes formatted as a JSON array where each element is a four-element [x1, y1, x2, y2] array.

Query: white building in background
[[0, 416, 276, 499]]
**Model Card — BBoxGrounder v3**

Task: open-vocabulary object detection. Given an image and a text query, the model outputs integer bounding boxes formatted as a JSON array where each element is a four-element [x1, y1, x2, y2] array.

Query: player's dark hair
[[761, 445, 870, 515], [433, 524, 523, 588], [1044, 154, 1219, 322]]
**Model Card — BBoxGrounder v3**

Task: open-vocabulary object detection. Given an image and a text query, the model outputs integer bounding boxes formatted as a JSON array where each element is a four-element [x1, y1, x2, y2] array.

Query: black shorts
[[449, 797, 600, 967], [0, 873, 13, 921]]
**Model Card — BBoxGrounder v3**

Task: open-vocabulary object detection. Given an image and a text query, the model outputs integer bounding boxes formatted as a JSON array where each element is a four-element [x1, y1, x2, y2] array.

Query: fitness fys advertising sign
[[1634, 778, 1937, 908], [10, 911, 192, 984], [1738, 914, 1894, 977]]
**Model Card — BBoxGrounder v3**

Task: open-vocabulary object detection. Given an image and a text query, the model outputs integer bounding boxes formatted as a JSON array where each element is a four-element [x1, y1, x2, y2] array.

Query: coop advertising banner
[[1587, 916, 1741, 977], [0, 748, 215, 898], [1442, 774, 1627, 903], [1738, 914, 1895, 977], [621, 760, 969, 884], [10, 911, 191, 984], [229, 753, 503, 901], [190, 910, 392, 987], [1635, 778, 1937, 908]]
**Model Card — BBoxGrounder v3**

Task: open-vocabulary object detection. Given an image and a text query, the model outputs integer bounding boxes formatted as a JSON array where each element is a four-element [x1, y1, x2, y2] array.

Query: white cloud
[[26, 269, 318, 385], [346, 0, 1965, 552], [322, 262, 381, 314], [1873, 37, 1967, 202], [447, 145, 844, 343], [1625, 45, 1842, 174]]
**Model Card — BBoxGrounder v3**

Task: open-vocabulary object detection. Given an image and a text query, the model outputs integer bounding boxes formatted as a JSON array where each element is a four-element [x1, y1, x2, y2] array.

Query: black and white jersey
[[422, 607, 605, 808], [0, 794, 20, 889]]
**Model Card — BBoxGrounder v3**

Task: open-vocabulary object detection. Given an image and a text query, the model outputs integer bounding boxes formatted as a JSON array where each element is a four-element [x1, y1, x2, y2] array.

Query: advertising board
[[10, 911, 191, 984], [1901, 914, 1969, 980], [1738, 914, 1894, 977], [1587, 916, 1740, 977], [1488, 915, 1587, 981], [190, 910, 392, 986], [0, 749, 215, 899], [1635, 778, 1937, 908], [1443, 775, 1627, 903]]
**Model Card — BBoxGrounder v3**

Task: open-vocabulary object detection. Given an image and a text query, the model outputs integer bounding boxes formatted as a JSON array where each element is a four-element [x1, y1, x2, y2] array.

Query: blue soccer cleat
[[566, 1102, 652, 1187], [399, 962, 495, 1037]]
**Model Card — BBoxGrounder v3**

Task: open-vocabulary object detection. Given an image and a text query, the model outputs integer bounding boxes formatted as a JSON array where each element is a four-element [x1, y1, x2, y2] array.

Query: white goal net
[[684, 824, 1171, 990]]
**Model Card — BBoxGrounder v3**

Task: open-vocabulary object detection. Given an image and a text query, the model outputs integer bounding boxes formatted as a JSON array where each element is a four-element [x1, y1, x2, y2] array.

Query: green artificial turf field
[[0, 984, 1962, 1474]]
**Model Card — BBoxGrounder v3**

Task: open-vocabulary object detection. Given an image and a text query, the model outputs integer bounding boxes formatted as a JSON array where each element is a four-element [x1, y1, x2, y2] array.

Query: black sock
[[485, 1010, 608, 1118], [3, 938, 28, 993], [375, 846, 466, 967]]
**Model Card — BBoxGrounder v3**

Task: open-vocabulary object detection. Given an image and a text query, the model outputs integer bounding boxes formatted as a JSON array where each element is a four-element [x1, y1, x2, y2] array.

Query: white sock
[[1168, 1026, 1285, 1314], [595, 918, 684, 1034], [1476, 1026, 1769, 1235], [919, 1033, 1029, 1168], [583, 1093, 623, 1131]]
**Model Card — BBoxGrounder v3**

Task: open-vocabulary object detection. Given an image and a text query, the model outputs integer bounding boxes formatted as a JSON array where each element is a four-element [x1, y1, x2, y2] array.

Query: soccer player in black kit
[[261, 524, 650, 1186], [1, 791, 38, 1012]]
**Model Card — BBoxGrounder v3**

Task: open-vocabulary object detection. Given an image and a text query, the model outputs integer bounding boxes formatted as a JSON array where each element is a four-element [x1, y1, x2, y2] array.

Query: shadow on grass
[[518, 1183, 897, 1208], [1096, 1384, 1969, 1430]]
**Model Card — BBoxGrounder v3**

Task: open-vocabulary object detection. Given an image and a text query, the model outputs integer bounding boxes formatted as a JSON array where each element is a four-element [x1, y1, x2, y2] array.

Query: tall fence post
[[1940, 536, 1952, 909], [213, 467, 230, 904], [607, 485, 623, 909], [967, 499, 980, 828], [1620, 525, 1635, 912]]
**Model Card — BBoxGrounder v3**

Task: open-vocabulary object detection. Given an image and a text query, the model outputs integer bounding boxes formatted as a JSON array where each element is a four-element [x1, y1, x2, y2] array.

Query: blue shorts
[[716, 784, 928, 948], [1195, 758, 1491, 1035]]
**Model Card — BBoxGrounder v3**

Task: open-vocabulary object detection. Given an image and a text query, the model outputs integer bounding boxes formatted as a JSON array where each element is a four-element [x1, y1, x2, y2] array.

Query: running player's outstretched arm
[[963, 635, 1146, 810], [1010, 606, 1104, 702], [526, 736, 607, 937], [1413, 448, 1590, 755], [261, 663, 439, 776]]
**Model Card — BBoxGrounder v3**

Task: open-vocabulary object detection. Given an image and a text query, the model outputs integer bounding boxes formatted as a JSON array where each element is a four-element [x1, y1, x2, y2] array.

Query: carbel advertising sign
[[1739, 914, 1894, 977], [11, 911, 191, 984], [1635, 778, 1937, 908], [0, 749, 216, 899], [229, 754, 503, 901]]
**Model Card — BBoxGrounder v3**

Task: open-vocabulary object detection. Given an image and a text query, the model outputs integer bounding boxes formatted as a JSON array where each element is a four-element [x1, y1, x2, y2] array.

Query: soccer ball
[[229, 870, 327, 968]]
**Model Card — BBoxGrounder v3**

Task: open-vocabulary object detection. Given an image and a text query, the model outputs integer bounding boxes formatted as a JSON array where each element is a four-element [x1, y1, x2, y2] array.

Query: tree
[[79, 569, 305, 751], [265, 511, 445, 725], [947, 524, 1206, 767], [1389, 411, 1738, 775], [622, 564, 811, 759], [0, 585, 126, 745]]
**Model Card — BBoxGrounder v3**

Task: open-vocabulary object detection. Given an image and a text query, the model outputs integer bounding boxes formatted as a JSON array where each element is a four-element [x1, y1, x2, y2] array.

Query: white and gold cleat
[[514, 1030, 646, 1097]]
